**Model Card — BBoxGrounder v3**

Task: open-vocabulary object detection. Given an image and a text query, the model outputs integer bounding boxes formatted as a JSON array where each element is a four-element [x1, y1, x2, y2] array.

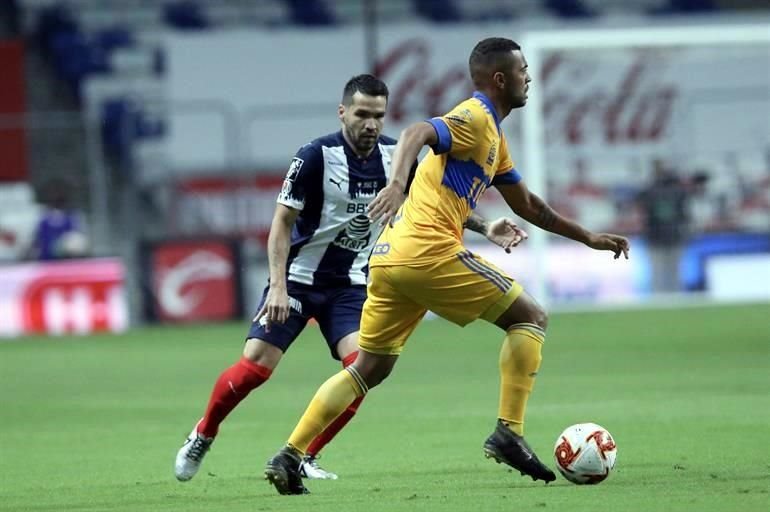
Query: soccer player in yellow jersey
[[265, 37, 630, 494]]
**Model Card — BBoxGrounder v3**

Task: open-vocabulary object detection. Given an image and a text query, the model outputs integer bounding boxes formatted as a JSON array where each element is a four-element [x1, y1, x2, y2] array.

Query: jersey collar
[[472, 91, 501, 132]]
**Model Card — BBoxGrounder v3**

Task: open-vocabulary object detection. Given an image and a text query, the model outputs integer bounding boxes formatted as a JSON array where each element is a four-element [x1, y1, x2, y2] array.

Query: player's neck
[[476, 89, 512, 121]]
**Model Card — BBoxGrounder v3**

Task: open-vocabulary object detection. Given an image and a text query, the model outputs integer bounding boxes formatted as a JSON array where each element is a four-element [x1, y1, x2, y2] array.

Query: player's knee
[[243, 338, 283, 369], [531, 307, 548, 331], [353, 352, 398, 390]]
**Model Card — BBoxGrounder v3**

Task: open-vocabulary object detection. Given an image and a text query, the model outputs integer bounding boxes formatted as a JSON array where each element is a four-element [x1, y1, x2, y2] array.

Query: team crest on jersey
[[333, 214, 371, 251], [351, 178, 384, 199], [486, 141, 497, 166], [285, 157, 304, 181]]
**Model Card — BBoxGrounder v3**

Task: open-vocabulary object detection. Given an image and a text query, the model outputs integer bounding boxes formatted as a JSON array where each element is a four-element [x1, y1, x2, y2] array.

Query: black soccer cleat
[[483, 419, 557, 483], [264, 447, 310, 495]]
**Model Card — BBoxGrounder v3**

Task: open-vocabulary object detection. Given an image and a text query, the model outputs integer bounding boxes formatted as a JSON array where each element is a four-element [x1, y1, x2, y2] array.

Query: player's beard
[[354, 131, 378, 153]]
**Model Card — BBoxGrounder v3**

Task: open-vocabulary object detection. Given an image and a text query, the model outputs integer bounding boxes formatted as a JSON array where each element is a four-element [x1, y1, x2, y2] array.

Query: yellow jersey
[[371, 91, 522, 267]]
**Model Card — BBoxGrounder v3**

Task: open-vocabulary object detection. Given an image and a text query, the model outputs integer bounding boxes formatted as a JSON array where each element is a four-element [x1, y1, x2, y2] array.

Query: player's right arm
[[254, 204, 300, 331], [255, 145, 321, 330], [368, 122, 437, 226]]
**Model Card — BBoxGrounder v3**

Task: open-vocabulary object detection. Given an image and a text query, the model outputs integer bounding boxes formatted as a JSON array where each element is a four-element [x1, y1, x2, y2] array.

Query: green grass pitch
[[1, 303, 769, 512]]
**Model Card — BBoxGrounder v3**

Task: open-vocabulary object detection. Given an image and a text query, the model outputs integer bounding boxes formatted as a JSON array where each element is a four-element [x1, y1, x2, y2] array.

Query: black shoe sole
[[265, 465, 293, 495], [265, 464, 310, 495], [483, 445, 556, 483]]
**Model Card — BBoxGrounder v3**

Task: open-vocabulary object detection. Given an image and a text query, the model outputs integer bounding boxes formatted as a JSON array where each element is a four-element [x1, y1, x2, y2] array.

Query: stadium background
[[0, 1, 769, 511]]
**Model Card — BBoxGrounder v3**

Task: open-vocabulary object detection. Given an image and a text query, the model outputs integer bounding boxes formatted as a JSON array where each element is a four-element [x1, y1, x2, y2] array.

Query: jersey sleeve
[[426, 102, 487, 156], [277, 143, 323, 210], [492, 133, 522, 186]]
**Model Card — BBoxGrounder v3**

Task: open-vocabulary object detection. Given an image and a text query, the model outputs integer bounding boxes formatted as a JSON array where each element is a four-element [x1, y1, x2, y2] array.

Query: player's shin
[[306, 351, 364, 456], [198, 357, 272, 438], [287, 367, 367, 455], [498, 324, 545, 436]]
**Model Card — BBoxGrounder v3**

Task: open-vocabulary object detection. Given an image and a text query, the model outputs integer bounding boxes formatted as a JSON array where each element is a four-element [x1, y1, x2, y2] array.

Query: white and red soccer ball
[[554, 423, 617, 484]]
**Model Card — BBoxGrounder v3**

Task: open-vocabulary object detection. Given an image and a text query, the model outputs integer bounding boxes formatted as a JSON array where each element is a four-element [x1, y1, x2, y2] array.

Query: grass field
[[1, 303, 769, 512]]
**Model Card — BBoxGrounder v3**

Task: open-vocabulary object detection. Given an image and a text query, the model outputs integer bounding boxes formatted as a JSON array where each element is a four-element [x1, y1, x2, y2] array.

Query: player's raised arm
[[495, 180, 629, 260], [368, 122, 437, 226]]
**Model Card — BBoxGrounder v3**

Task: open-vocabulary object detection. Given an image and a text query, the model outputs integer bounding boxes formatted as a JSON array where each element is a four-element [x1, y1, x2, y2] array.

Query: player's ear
[[338, 104, 346, 121], [493, 71, 506, 89]]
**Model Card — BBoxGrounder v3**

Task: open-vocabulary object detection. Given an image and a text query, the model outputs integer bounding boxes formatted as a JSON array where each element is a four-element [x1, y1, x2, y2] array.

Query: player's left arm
[[464, 213, 528, 254], [495, 179, 630, 260]]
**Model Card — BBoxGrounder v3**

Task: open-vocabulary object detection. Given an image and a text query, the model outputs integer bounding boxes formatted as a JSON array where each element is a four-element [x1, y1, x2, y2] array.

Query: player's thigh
[[244, 283, 312, 364], [358, 266, 427, 356], [316, 285, 367, 361], [403, 250, 524, 327]]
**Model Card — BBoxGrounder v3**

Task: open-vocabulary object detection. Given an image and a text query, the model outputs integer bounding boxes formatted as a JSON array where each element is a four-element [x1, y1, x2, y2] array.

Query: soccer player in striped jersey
[[174, 74, 528, 487], [264, 39, 630, 494]]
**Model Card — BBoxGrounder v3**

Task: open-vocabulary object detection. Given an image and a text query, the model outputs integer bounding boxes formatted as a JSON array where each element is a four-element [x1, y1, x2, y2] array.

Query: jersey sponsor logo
[[445, 108, 473, 126], [285, 157, 304, 181], [332, 214, 371, 251], [346, 203, 368, 214], [371, 242, 390, 255]]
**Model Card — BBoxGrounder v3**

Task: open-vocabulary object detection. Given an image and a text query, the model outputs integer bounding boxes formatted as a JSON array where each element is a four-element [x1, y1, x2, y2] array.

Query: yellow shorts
[[358, 250, 523, 356]]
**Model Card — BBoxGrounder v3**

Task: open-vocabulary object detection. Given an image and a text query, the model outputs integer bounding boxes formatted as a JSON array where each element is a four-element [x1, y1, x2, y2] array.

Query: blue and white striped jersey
[[277, 130, 410, 287]]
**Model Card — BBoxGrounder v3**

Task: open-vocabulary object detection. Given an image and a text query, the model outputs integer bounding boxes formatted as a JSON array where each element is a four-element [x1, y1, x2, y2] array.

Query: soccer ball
[[553, 423, 617, 484]]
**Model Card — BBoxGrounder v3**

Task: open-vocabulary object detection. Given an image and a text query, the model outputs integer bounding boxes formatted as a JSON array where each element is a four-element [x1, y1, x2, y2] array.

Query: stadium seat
[[285, 0, 336, 25], [163, 0, 210, 30], [413, 0, 462, 22], [545, 0, 596, 18]]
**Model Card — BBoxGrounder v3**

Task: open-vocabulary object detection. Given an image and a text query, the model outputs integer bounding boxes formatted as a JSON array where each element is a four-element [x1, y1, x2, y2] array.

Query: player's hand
[[253, 286, 290, 333], [486, 217, 529, 253], [586, 233, 630, 260], [368, 183, 405, 227]]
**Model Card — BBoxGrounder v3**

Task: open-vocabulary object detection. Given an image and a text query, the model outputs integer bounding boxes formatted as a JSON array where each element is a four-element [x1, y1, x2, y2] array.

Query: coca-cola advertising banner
[[165, 22, 770, 171], [0, 258, 128, 337], [143, 239, 243, 323]]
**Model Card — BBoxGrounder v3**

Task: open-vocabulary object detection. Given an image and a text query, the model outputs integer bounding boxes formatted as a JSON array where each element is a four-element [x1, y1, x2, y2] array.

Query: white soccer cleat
[[175, 424, 214, 481], [299, 455, 339, 480]]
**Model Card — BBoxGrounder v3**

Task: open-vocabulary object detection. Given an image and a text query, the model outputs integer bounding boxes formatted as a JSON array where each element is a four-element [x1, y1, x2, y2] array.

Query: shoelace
[[187, 436, 211, 462]]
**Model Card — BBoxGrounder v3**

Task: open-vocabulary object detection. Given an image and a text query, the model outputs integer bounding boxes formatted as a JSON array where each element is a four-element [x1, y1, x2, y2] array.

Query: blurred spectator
[[545, 0, 595, 18], [0, 0, 20, 37], [29, 179, 90, 260], [566, 158, 605, 199], [637, 159, 690, 293]]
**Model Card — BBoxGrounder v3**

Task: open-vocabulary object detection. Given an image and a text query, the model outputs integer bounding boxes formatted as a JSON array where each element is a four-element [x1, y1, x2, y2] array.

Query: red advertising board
[[146, 239, 242, 323], [0, 39, 28, 182], [0, 258, 128, 337], [169, 176, 283, 243]]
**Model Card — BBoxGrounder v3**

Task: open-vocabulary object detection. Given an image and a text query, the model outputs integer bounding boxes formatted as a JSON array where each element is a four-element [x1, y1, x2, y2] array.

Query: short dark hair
[[342, 74, 389, 105], [469, 37, 521, 85]]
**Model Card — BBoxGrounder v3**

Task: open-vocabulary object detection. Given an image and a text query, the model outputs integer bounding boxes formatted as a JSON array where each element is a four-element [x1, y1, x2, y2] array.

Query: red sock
[[306, 351, 364, 456], [197, 357, 272, 438]]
